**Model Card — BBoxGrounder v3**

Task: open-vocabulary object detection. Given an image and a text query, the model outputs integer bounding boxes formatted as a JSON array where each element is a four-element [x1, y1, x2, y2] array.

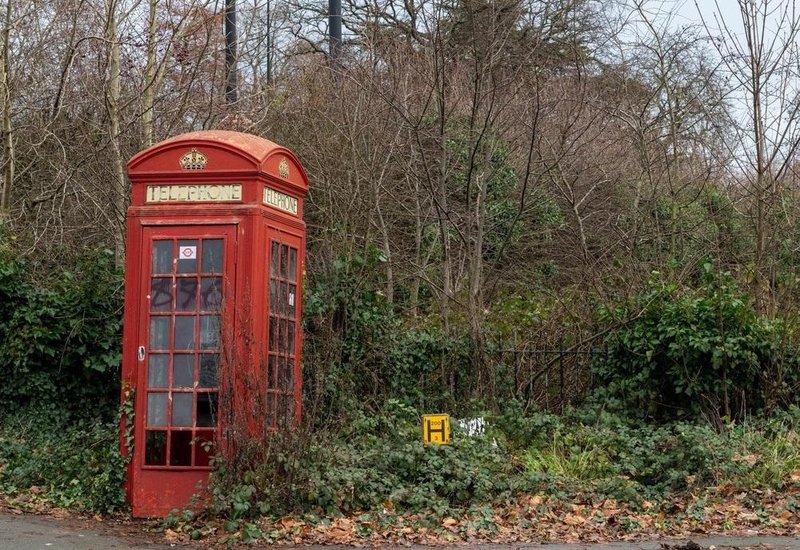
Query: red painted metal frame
[[121, 131, 309, 517]]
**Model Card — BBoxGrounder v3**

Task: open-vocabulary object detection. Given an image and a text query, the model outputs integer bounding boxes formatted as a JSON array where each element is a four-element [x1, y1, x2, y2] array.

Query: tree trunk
[[142, 0, 158, 147], [468, 161, 488, 397], [0, 0, 13, 226], [106, 0, 127, 264]]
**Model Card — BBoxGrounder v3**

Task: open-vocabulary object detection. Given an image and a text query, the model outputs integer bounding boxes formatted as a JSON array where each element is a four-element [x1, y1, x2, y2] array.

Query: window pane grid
[[145, 237, 222, 468], [266, 240, 299, 429]]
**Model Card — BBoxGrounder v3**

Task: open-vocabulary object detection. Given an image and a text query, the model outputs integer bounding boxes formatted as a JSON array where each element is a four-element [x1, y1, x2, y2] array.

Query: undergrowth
[[200, 402, 800, 524], [0, 408, 126, 513]]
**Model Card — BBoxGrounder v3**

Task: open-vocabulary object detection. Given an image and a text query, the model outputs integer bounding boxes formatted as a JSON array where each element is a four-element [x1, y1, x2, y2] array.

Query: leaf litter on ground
[[146, 482, 800, 546]]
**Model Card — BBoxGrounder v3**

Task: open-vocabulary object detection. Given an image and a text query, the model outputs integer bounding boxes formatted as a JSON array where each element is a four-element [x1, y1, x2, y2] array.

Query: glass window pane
[[286, 358, 294, 387], [197, 393, 218, 427], [170, 430, 192, 466], [278, 356, 287, 389], [176, 278, 197, 311], [269, 317, 276, 351], [174, 316, 195, 350], [270, 242, 279, 276], [279, 319, 288, 353], [288, 248, 297, 280], [172, 393, 193, 427], [145, 431, 167, 465], [288, 285, 297, 314], [269, 281, 277, 314], [280, 245, 288, 277], [150, 278, 173, 312], [268, 355, 275, 389], [194, 430, 215, 467], [201, 239, 223, 273], [200, 277, 223, 311], [149, 317, 170, 350], [278, 395, 294, 427], [177, 239, 198, 274], [199, 354, 219, 387], [288, 321, 295, 355], [200, 316, 220, 349], [173, 354, 194, 387], [148, 355, 168, 388], [147, 393, 167, 427], [280, 282, 288, 314], [152, 241, 173, 274]]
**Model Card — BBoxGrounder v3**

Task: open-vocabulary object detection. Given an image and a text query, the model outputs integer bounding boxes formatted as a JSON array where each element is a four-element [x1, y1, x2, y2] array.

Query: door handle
[[138, 346, 145, 362]]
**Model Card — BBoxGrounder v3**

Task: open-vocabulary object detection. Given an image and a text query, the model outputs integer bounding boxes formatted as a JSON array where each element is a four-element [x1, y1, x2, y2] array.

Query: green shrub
[[593, 266, 787, 421], [0, 244, 121, 418], [0, 410, 126, 512], [208, 400, 522, 518], [204, 402, 800, 521], [302, 249, 470, 422]]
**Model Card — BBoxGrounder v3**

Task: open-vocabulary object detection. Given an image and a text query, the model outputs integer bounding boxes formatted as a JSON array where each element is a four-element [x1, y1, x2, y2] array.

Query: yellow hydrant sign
[[422, 414, 451, 445]]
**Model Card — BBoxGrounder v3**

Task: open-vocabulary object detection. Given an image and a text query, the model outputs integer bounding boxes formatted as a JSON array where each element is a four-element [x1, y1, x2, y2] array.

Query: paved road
[[2, 511, 800, 550], [0, 512, 166, 549]]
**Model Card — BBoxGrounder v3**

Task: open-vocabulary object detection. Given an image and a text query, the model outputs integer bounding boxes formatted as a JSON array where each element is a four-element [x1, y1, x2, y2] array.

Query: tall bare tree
[[704, 0, 800, 313]]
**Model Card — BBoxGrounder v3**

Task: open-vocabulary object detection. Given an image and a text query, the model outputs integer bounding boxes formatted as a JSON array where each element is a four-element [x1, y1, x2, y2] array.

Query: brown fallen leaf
[[280, 516, 298, 529], [328, 527, 351, 540]]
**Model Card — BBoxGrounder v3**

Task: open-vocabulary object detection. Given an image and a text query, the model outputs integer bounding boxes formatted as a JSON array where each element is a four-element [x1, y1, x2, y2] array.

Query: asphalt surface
[[0, 512, 165, 549], [2, 511, 800, 549]]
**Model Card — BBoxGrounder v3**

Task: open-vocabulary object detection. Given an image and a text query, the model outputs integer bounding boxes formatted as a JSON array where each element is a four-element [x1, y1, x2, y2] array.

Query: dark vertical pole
[[225, 0, 238, 103], [329, 0, 342, 62], [265, 0, 272, 85]]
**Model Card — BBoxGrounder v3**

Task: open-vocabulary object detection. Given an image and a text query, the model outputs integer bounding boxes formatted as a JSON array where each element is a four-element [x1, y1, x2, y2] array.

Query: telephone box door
[[131, 225, 236, 515]]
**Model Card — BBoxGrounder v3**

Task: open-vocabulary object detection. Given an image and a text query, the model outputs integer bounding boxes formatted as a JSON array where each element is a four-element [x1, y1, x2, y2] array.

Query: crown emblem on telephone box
[[180, 148, 208, 170], [278, 158, 290, 179]]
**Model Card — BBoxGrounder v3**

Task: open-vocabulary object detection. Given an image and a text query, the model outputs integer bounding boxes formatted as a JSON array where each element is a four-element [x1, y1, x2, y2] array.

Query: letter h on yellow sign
[[422, 414, 451, 445]]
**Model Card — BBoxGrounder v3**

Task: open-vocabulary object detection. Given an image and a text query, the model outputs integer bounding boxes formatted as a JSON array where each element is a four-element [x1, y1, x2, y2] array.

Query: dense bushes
[[3, 232, 800, 523], [593, 267, 792, 422], [209, 400, 520, 517], [302, 250, 472, 423], [0, 241, 122, 419], [204, 402, 800, 521], [0, 412, 126, 512], [0, 241, 125, 512]]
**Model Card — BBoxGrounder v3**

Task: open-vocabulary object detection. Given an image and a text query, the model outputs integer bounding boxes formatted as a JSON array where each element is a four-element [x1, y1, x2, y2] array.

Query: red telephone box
[[120, 131, 309, 517]]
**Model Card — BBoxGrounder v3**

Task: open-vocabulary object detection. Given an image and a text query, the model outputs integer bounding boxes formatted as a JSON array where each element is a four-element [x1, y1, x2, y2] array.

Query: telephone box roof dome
[[154, 131, 281, 161], [127, 130, 309, 193]]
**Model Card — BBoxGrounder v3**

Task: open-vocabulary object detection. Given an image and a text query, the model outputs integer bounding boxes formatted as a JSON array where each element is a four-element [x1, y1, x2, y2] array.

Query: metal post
[[329, 0, 342, 62], [265, 0, 272, 85], [225, 0, 238, 103]]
